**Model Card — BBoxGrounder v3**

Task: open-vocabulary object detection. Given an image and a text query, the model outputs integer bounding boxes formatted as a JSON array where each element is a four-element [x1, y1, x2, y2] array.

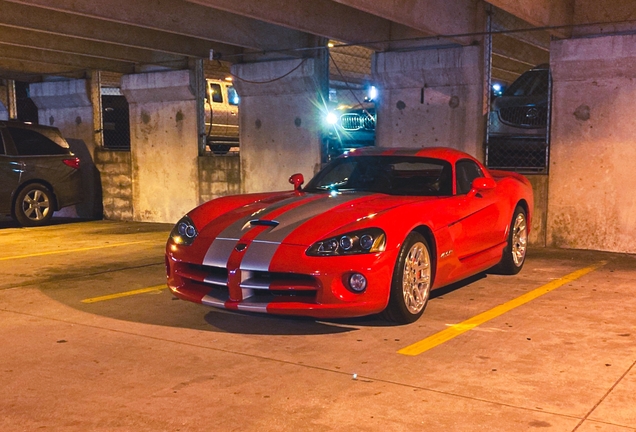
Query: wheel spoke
[[511, 213, 528, 266], [402, 241, 432, 315], [21, 188, 51, 222]]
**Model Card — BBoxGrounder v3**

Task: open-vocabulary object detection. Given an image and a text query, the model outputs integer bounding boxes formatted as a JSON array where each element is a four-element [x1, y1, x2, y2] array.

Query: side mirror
[[470, 177, 496, 196], [289, 173, 304, 192], [472, 177, 497, 191]]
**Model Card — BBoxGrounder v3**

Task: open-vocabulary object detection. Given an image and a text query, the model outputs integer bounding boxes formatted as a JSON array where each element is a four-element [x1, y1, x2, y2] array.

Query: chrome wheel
[[511, 212, 528, 267], [402, 241, 432, 315], [22, 188, 51, 221]]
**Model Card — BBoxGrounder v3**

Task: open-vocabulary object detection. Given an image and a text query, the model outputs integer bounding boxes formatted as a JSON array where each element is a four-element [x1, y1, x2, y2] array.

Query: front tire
[[494, 205, 528, 275], [384, 232, 433, 324], [14, 183, 54, 227]]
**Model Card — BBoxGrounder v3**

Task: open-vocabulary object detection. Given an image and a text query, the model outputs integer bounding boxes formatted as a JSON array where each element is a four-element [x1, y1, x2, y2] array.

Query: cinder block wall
[[94, 149, 133, 221], [198, 155, 241, 204]]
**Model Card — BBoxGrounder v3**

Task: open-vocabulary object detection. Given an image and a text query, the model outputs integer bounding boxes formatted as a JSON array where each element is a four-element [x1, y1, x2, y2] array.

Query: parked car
[[489, 64, 549, 137], [166, 147, 533, 323], [488, 64, 550, 170], [324, 102, 376, 159], [0, 121, 82, 226], [205, 78, 239, 154]]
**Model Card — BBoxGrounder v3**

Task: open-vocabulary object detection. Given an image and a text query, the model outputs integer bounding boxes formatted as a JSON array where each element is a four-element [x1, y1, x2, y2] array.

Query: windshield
[[304, 156, 452, 196], [504, 69, 549, 97]]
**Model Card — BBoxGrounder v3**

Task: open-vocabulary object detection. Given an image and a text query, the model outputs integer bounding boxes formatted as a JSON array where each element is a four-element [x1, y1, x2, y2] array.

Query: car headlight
[[326, 112, 338, 125], [306, 228, 386, 256], [170, 215, 198, 246]]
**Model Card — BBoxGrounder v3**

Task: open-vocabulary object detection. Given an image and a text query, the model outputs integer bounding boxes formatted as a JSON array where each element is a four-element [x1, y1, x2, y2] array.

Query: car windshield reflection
[[304, 156, 453, 196]]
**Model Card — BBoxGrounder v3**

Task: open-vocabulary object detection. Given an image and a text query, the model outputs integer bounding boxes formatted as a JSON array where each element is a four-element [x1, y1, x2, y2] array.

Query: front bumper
[[166, 241, 396, 319]]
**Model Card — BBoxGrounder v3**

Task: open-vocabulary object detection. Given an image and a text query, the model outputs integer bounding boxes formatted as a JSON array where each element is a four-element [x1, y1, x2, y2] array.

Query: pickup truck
[[205, 78, 239, 153]]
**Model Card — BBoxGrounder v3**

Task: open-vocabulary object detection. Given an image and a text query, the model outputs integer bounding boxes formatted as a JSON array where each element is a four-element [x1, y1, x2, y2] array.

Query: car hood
[[336, 102, 375, 115], [196, 191, 429, 247]]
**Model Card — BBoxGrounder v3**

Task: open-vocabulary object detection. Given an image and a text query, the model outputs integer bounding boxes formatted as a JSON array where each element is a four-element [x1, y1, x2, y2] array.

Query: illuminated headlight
[[326, 112, 338, 125], [170, 215, 198, 246], [306, 228, 386, 256]]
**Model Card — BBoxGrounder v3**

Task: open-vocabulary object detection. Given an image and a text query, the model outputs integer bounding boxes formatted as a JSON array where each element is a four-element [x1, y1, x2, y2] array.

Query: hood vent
[[249, 219, 279, 227]]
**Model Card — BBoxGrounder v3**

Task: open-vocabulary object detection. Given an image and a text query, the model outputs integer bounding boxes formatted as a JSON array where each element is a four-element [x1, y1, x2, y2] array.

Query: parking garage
[[1, 0, 635, 430]]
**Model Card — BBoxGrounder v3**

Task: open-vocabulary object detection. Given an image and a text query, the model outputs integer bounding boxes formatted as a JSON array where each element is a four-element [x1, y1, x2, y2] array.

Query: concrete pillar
[[30, 80, 94, 147], [548, 34, 636, 254], [121, 69, 199, 223], [231, 57, 327, 193], [29, 78, 102, 219], [372, 45, 486, 159]]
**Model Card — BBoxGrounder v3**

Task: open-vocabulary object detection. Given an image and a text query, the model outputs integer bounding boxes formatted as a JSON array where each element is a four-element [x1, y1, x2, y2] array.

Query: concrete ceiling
[[0, 0, 629, 83]]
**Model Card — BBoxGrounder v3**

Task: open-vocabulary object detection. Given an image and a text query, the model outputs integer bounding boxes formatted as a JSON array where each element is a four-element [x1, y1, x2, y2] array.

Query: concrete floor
[[0, 219, 634, 432]]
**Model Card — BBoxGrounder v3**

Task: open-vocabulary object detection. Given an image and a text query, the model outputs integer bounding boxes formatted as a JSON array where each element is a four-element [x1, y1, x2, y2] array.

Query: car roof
[[343, 146, 478, 165], [0, 120, 62, 134]]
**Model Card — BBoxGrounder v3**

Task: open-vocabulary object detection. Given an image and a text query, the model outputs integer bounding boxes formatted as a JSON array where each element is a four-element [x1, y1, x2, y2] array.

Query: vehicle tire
[[13, 183, 55, 227], [493, 205, 528, 275], [383, 232, 433, 324]]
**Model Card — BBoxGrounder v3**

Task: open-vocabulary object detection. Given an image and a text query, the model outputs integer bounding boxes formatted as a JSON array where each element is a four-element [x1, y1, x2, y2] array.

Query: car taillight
[[63, 157, 80, 169]]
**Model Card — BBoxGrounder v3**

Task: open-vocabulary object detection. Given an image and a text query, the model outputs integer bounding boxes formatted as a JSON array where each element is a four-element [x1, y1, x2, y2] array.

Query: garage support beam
[[373, 44, 486, 159], [231, 55, 328, 193], [4, 0, 312, 52], [572, 1, 636, 37], [121, 70, 200, 223], [0, 1, 240, 60], [331, 0, 483, 45], [0, 26, 188, 68], [0, 44, 136, 75], [487, 0, 573, 38], [185, 0, 426, 48], [547, 34, 636, 254]]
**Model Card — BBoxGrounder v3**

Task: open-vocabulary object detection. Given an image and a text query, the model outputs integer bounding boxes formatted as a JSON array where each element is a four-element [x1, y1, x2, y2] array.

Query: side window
[[455, 159, 484, 195], [209, 83, 223, 103], [7, 127, 68, 156], [227, 86, 239, 106]]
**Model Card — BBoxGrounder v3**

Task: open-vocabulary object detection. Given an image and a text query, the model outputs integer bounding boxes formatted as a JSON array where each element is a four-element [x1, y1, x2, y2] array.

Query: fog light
[[348, 273, 367, 293]]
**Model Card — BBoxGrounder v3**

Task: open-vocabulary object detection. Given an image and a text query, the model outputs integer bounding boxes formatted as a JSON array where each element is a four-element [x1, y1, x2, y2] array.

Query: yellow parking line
[[81, 285, 167, 303], [398, 261, 608, 356], [0, 240, 156, 261]]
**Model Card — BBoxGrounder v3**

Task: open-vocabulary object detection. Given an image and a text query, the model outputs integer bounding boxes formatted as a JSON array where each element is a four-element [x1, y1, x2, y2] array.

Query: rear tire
[[383, 232, 433, 324], [493, 205, 528, 275], [13, 183, 54, 227]]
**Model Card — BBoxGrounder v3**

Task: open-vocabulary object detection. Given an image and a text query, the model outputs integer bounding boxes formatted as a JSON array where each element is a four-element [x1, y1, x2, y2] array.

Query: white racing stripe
[[202, 192, 374, 271]]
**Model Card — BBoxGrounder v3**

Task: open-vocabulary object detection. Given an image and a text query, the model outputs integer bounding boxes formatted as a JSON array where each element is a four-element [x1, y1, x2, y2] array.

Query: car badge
[[525, 108, 539, 119], [235, 243, 248, 252]]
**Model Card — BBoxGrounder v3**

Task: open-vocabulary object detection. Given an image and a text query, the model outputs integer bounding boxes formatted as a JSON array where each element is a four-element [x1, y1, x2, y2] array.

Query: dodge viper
[[166, 147, 533, 323]]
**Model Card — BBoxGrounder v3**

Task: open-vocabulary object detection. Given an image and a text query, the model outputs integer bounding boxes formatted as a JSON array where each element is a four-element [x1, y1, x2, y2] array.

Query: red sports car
[[166, 147, 533, 323]]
